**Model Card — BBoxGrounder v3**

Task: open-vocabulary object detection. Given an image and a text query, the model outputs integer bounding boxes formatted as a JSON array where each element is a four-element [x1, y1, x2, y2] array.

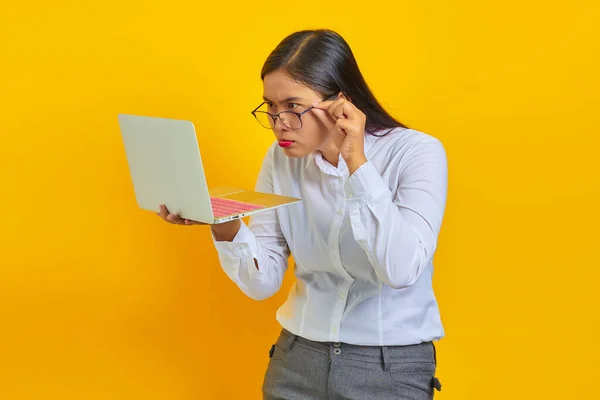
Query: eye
[[266, 102, 276, 109], [288, 103, 300, 110]]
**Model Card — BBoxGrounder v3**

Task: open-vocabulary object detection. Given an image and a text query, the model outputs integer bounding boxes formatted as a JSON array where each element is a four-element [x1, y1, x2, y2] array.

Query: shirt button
[[337, 209, 343, 216], [340, 292, 346, 300], [334, 348, 342, 355]]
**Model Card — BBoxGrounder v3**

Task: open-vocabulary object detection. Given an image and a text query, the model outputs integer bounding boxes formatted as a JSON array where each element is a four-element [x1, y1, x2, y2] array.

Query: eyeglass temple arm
[[251, 101, 267, 114]]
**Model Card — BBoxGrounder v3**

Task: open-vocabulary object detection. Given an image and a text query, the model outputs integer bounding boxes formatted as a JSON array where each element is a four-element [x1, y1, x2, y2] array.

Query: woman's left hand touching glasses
[[311, 94, 368, 175]]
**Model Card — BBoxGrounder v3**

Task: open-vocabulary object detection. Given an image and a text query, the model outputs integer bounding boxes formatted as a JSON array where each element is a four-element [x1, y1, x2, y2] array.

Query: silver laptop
[[118, 114, 301, 224]]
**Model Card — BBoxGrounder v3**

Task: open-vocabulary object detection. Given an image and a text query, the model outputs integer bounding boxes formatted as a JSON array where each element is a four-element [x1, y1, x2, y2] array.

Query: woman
[[159, 29, 447, 400]]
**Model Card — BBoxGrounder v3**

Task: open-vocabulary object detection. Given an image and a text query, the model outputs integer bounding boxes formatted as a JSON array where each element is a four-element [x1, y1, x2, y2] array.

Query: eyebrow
[[262, 96, 305, 103]]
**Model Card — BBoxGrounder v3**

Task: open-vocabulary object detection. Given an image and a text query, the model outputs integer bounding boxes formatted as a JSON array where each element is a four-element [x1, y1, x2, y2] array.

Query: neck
[[319, 140, 340, 168]]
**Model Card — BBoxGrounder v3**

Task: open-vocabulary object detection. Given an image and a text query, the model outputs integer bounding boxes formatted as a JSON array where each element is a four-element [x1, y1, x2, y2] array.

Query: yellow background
[[1, 1, 599, 399]]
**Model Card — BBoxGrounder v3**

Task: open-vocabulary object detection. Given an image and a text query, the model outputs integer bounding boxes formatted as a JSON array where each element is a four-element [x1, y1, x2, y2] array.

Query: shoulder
[[372, 127, 446, 163], [378, 127, 444, 151]]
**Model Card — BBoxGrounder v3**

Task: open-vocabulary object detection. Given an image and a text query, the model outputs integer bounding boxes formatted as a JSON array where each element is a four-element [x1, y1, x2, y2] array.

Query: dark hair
[[261, 29, 408, 136]]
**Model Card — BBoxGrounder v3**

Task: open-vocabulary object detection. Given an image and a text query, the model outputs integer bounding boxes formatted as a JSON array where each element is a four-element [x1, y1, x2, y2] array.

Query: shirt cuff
[[211, 221, 257, 259], [345, 161, 390, 201]]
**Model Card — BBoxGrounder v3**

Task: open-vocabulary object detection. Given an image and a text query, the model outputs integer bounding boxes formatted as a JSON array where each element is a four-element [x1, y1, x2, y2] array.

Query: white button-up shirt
[[213, 128, 448, 346]]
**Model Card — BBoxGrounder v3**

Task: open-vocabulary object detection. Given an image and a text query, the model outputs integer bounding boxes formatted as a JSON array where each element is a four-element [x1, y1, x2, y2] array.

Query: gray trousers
[[262, 329, 441, 400]]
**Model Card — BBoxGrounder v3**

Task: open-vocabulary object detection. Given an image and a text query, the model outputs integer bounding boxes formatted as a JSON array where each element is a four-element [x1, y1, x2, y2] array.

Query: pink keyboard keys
[[210, 197, 264, 218]]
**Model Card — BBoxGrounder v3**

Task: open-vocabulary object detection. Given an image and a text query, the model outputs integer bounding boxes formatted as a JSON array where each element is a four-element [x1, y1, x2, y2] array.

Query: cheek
[[298, 115, 328, 147]]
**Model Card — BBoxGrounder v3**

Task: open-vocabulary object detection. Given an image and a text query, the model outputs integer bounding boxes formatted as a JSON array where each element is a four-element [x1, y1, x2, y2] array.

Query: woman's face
[[260, 69, 332, 158]]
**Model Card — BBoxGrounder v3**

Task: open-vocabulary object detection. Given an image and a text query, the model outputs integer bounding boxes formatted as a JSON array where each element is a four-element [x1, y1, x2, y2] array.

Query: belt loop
[[284, 330, 297, 351], [381, 346, 390, 371]]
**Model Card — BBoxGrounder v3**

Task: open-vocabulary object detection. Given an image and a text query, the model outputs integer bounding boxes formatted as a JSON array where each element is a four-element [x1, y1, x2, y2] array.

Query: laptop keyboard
[[210, 197, 265, 218]]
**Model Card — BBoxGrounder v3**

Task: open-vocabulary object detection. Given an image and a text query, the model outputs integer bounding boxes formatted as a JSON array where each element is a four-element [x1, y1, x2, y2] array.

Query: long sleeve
[[211, 146, 290, 300], [345, 137, 448, 289]]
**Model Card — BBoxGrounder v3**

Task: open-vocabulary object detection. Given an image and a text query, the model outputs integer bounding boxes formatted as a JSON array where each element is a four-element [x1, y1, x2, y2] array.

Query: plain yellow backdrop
[[1, 0, 599, 399]]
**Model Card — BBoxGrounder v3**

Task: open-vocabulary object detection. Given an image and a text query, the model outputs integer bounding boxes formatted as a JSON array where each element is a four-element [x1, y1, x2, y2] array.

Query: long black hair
[[261, 29, 408, 136]]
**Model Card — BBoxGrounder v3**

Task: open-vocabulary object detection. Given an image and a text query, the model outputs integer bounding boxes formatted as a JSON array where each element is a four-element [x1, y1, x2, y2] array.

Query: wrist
[[211, 219, 241, 242], [347, 153, 367, 175]]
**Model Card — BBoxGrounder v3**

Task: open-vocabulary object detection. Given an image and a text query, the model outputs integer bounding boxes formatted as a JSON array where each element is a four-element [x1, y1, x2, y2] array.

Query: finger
[[311, 97, 344, 114], [311, 99, 336, 111], [334, 117, 354, 133], [311, 106, 337, 130], [329, 119, 349, 150], [338, 118, 366, 138], [332, 99, 366, 122], [329, 100, 348, 120], [159, 207, 181, 224], [184, 219, 206, 225], [166, 213, 184, 224], [315, 101, 346, 122], [328, 100, 366, 125], [158, 204, 169, 220]]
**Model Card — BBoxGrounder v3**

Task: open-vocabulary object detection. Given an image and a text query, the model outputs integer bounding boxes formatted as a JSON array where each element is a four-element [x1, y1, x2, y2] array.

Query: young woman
[[159, 29, 447, 400]]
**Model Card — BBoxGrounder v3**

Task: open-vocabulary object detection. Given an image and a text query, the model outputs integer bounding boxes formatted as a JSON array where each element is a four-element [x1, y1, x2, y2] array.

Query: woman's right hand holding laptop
[[157, 204, 241, 241]]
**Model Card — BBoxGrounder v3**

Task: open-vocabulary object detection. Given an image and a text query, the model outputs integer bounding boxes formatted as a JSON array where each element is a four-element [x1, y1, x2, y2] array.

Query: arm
[[345, 137, 448, 289], [211, 145, 290, 300]]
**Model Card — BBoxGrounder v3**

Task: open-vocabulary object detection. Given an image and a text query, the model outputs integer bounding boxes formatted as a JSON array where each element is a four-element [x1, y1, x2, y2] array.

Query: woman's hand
[[312, 95, 368, 175], [157, 204, 206, 225], [157, 204, 241, 241]]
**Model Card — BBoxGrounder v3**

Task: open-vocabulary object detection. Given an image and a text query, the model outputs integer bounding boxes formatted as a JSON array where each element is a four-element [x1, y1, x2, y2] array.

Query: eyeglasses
[[251, 93, 338, 130]]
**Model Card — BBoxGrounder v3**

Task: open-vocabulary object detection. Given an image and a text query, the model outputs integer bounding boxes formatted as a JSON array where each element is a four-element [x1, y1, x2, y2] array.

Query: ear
[[338, 92, 351, 102]]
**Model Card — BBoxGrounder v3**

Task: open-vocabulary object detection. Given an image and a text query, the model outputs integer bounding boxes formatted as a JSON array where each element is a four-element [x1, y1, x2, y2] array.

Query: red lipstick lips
[[278, 140, 294, 148]]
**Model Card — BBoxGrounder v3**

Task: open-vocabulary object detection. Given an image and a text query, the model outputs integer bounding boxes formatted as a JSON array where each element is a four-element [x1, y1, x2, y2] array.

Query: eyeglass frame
[[250, 92, 339, 130]]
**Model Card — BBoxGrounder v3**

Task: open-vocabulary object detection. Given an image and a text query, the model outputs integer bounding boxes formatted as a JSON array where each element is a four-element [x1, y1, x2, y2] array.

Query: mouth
[[278, 139, 295, 148]]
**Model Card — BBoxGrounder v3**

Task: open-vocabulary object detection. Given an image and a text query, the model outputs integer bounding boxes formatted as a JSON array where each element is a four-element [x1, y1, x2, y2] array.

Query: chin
[[282, 147, 306, 158], [281, 145, 311, 158]]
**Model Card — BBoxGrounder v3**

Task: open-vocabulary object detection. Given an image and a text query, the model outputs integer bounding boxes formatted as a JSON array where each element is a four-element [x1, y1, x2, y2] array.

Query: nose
[[273, 115, 291, 133]]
